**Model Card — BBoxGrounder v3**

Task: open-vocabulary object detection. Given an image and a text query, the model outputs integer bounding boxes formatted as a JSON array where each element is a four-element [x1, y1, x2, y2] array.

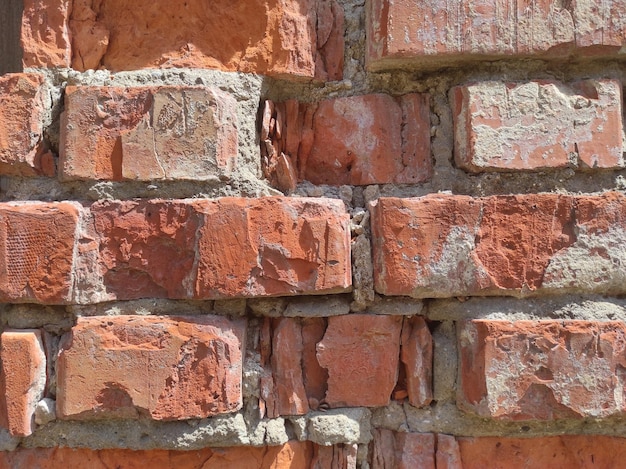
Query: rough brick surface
[[57, 315, 246, 420], [317, 315, 402, 407], [0, 330, 46, 437], [60, 85, 238, 181], [367, 0, 626, 70], [21, 0, 71, 68], [459, 320, 626, 420], [371, 192, 626, 298], [0, 73, 54, 177], [458, 436, 626, 468], [86, 197, 350, 302], [0, 202, 79, 304], [453, 79, 624, 171], [66, 0, 343, 80], [0, 442, 321, 468], [262, 94, 431, 189], [372, 429, 435, 469], [400, 316, 433, 407], [195, 197, 351, 299]]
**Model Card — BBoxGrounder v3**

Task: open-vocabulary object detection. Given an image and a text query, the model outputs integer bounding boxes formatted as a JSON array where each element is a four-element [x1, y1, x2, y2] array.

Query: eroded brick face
[[0, 73, 53, 177], [0, 202, 79, 304], [0, 330, 46, 437], [60, 85, 238, 181], [57, 315, 246, 420], [262, 94, 432, 189], [459, 320, 626, 420], [452, 79, 624, 172], [367, 0, 626, 69], [371, 192, 626, 298]]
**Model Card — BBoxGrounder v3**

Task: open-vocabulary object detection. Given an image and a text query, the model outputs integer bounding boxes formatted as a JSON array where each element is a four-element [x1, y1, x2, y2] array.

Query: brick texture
[[21, 0, 72, 68], [60, 85, 238, 181], [0, 330, 46, 437], [452, 78, 624, 172], [0, 73, 55, 177], [262, 94, 431, 190], [57, 0, 344, 79], [367, 0, 626, 70], [459, 320, 626, 420], [57, 315, 246, 420], [371, 192, 626, 298], [0, 202, 79, 304]]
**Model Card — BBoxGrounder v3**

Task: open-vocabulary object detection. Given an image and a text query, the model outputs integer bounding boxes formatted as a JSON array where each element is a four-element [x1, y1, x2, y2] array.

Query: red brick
[[67, 0, 343, 80], [367, 0, 626, 70], [261, 317, 328, 417], [88, 197, 350, 301], [0, 202, 79, 304], [0, 73, 54, 177], [59, 86, 238, 181], [372, 429, 435, 469], [317, 315, 402, 407], [0, 442, 316, 469], [0, 330, 46, 437], [400, 316, 433, 407], [90, 200, 203, 300], [56, 315, 246, 420], [459, 320, 626, 420], [371, 192, 626, 298], [262, 94, 431, 187], [436, 434, 462, 469], [458, 435, 626, 469], [195, 197, 351, 299], [21, 0, 71, 68], [311, 444, 357, 469], [453, 79, 624, 172]]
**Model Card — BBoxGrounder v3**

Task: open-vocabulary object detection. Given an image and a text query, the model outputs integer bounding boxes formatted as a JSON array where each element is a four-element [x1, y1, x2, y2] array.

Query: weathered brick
[[195, 197, 351, 299], [261, 317, 327, 417], [436, 434, 462, 469], [317, 315, 402, 407], [458, 436, 626, 468], [367, 0, 626, 70], [371, 192, 626, 298], [66, 0, 343, 80], [57, 315, 246, 420], [86, 197, 351, 302], [262, 94, 431, 188], [459, 320, 626, 420], [0, 330, 46, 437], [372, 429, 435, 469], [453, 79, 624, 172], [0, 73, 55, 177], [0, 441, 317, 468], [59, 85, 238, 181], [21, 0, 71, 68], [90, 200, 202, 300], [0, 202, 78, 304], [400, 316, 433, 407]]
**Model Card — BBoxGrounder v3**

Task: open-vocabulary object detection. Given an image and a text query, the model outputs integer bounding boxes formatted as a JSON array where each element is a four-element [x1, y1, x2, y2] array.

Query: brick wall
[[2, 0, 626, 467]]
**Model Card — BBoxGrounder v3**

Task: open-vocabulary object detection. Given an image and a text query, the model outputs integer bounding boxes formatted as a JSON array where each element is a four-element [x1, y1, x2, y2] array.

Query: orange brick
[[317, 315, 402, 407], [263, 94, 431, 187], [194, 197, 351, 299], [367, 0, 626, 70], [458, 436, 626, 468], [65, 0, 343, 80], [0, 202, 79, 304], [21, 0, 71, 68], [459, 320, 626, 420], [453, 79, 624, 172], [57, 315, 246, 420], [0, 330, 46, 437], [371, 192, 626, 298], [59, 86, 238, 181], [0, 73, 53, 177]]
